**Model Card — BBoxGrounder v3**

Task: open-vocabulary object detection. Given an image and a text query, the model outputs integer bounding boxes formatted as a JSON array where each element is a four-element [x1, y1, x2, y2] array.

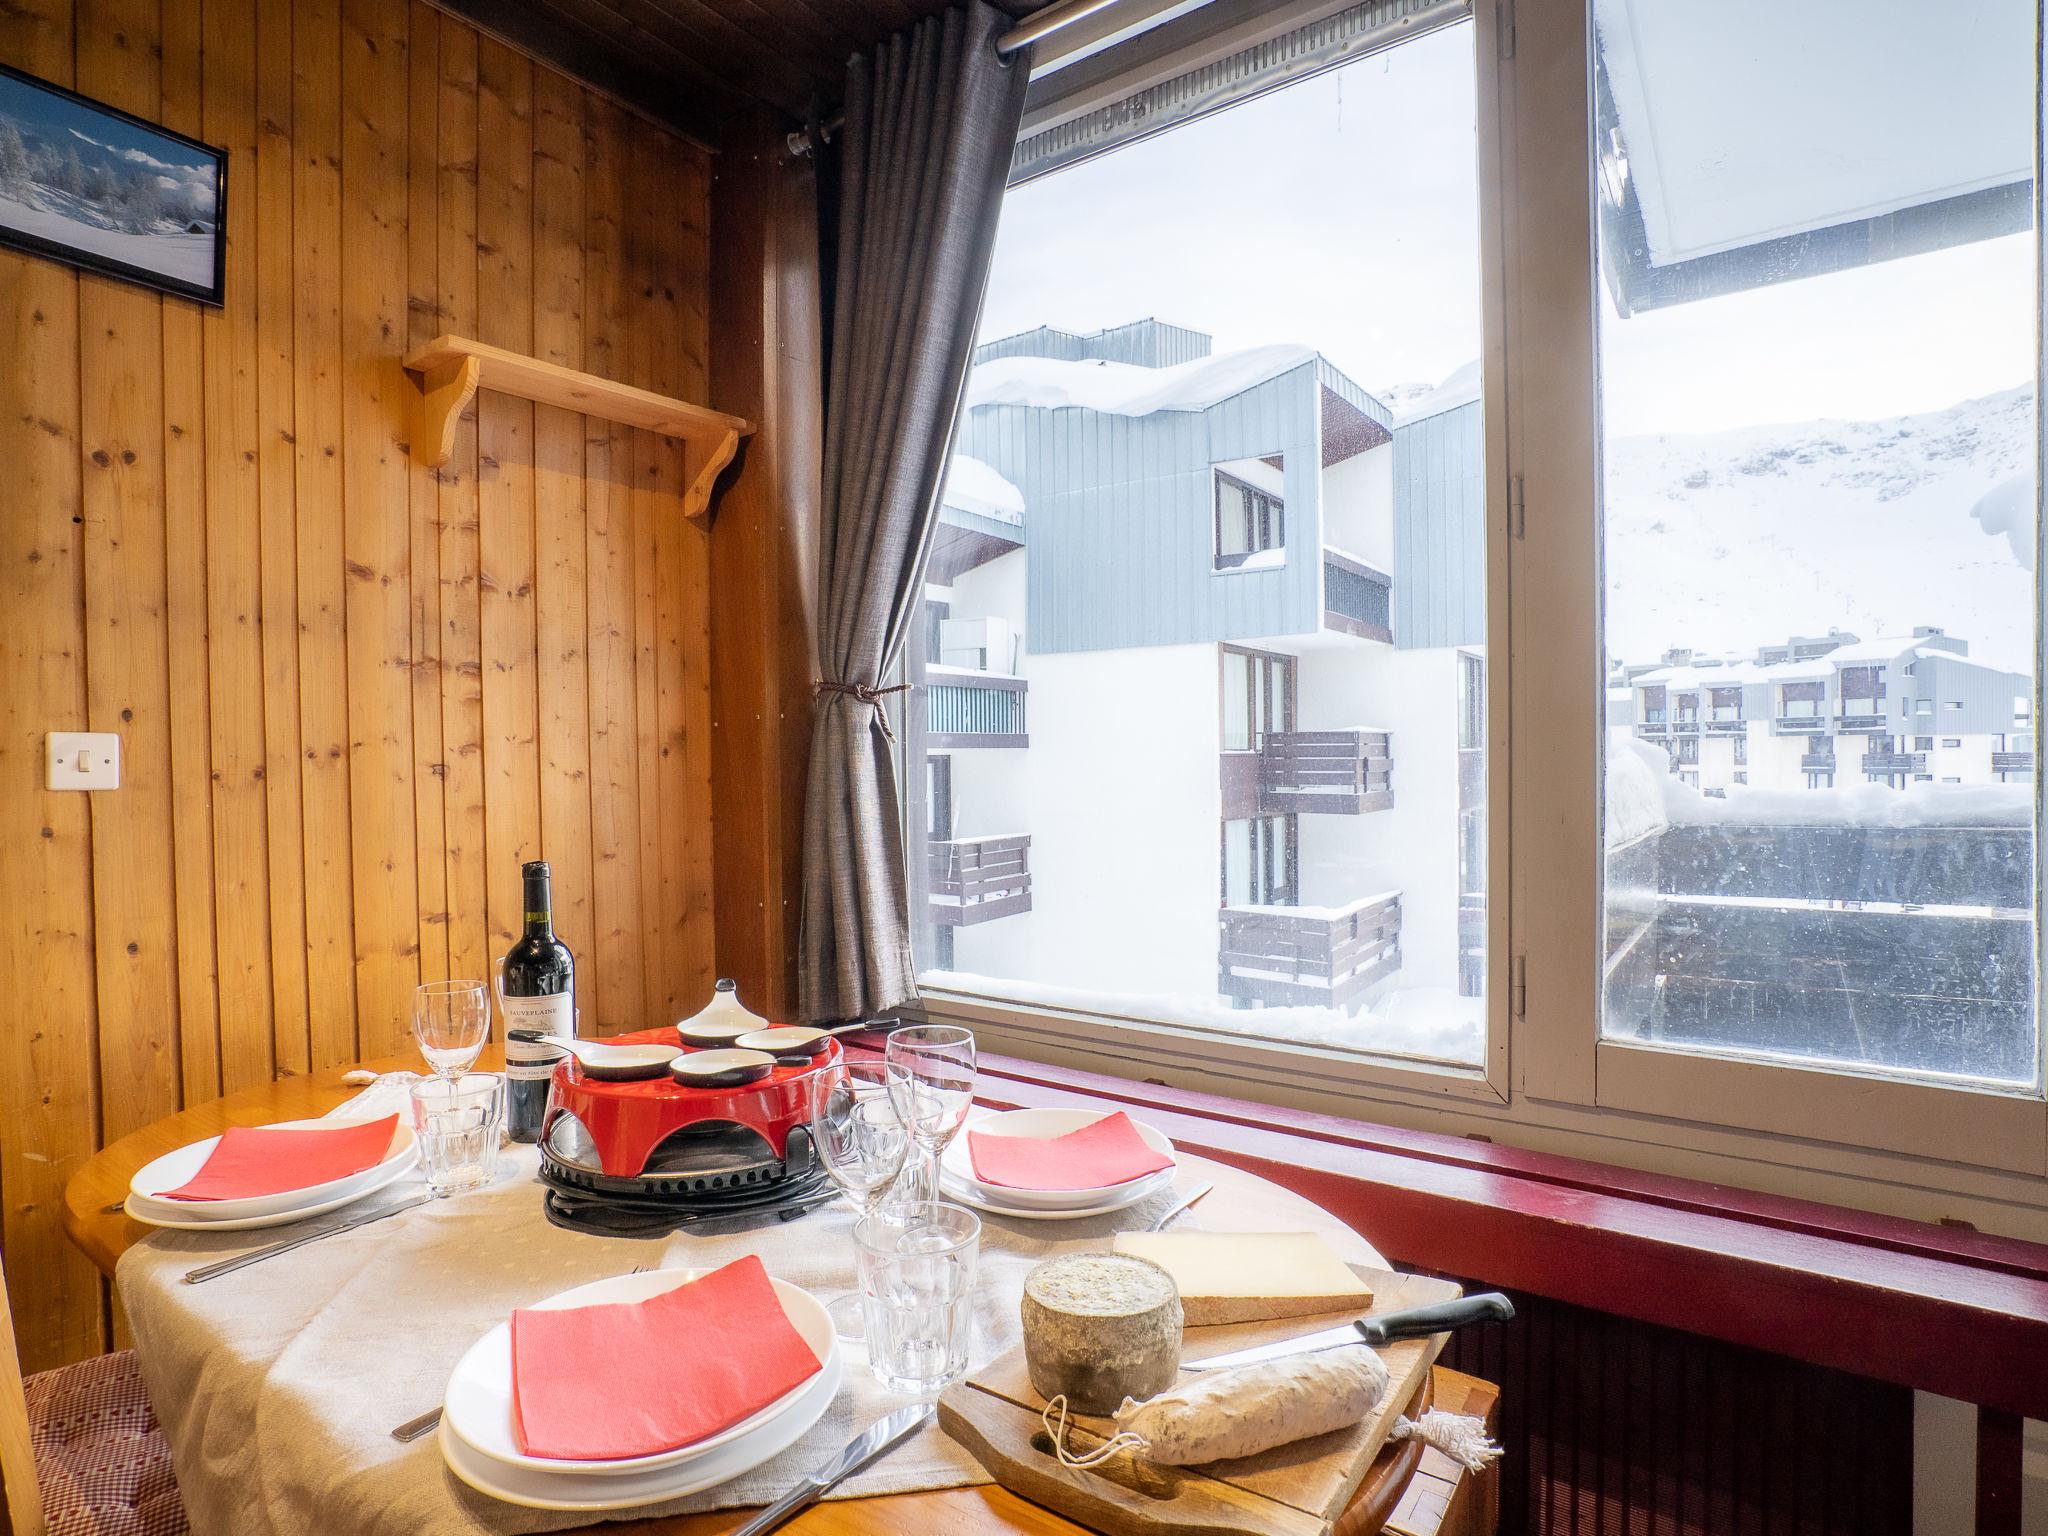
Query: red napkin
[[158, 1114, 399, 1202], [968, 1111, 1174, 1191], [510, 1254, 823, 1461]]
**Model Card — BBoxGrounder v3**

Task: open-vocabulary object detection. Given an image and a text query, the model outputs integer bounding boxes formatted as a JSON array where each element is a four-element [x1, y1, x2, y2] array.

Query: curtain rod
[[787, 0, 1127, 157]]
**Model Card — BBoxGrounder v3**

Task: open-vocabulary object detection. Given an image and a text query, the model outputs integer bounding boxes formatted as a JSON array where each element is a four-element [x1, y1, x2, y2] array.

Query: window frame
[[905, 0, 2048, 1195], [1506, 0, 2048, 1173], [1213, 464, 1288, 571]]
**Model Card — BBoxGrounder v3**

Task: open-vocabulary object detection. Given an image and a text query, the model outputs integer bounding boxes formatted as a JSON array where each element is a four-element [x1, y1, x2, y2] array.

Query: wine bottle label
[[502, 994, 572, 1080]]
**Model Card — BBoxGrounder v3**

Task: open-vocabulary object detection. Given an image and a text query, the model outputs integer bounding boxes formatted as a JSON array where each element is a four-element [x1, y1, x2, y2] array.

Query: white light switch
[[47, 732, 119, 791]]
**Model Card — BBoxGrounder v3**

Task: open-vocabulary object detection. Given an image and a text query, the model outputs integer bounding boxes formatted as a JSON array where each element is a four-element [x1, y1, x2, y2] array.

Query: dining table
[[60, 1048, 1495, 1536]]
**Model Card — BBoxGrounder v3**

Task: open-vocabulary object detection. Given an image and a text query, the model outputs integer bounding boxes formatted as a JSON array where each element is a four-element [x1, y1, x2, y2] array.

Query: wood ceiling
[[439, 0, 1038, 145]]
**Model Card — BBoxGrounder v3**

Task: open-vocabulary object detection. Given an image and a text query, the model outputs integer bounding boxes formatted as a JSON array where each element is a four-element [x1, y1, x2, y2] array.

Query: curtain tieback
[[815, 678, 913, 742]]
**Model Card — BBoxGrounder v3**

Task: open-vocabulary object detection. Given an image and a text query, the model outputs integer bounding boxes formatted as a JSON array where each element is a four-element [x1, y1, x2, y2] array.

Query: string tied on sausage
[[1039, 1395, 1147, 1469], [1391, 1409, 1503, 1472]]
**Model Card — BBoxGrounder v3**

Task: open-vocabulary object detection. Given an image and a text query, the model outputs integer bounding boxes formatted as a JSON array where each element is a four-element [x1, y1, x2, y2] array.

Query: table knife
[[181, 1193, 433, 1285], [726, 1402, 934, 1536], [1181, 1292, 1514, 1370]]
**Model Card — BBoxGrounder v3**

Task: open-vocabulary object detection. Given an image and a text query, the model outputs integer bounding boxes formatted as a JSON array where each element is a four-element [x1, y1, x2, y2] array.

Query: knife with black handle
[[726, 1402, 934, 1536], [1181, 1291, 1515, 1370]]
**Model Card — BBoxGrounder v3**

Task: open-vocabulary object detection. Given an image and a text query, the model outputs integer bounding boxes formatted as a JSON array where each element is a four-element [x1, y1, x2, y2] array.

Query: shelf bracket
[[683, 427, 744, 524], [414, 354, 481, 470]]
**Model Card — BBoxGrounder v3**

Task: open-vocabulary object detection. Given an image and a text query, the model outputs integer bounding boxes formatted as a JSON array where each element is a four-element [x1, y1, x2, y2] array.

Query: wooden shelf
[[401, 334, 754, 521]]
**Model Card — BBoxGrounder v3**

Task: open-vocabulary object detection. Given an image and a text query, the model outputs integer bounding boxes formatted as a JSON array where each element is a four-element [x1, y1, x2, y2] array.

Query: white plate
[[128, 1116, 417, 1222], [942, 1108, 1176, 1211], [445, 1268, 839, 1477], [939, 1164, 1175, 1221], [121, 1152, 419, 1233], [437, 1342, 840, 1512]]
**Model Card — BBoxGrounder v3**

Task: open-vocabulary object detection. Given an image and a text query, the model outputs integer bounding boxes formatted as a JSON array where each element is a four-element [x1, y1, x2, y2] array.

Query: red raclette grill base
[[539, 1029, 840, 1187]]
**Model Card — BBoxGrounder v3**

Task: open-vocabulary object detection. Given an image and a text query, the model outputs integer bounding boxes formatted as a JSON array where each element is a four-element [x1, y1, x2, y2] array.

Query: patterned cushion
[[24, 1350, 188, 1536]]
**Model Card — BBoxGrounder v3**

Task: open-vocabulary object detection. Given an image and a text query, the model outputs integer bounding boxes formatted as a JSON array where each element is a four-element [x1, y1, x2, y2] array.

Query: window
[[911, 0, 2048, 1193], [1942, 738, 1963, 750], [1221, 647, 1296, 753], [1222, 815, 1298, 908], [1214, 459, 1286, 570], [911, 9, 1489, 1072], [1589, 0, 2040, 1108]]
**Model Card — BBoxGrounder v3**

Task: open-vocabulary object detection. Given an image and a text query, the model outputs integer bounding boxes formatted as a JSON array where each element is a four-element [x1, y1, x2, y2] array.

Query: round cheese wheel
[[1021, 1252, 1184, 1414]]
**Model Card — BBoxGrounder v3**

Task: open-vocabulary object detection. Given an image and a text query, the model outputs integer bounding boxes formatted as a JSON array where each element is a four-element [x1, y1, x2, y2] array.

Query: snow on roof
[[1596, 0, 2032, 268], [964, 343, 1318, 418], [940, 454, 1024, 526], [1822, 635, 1939, 665], [1394, 359, 1481, 424]]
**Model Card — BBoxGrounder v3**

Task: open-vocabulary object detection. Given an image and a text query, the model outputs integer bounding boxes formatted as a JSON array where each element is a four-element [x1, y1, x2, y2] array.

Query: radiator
[[1427, 1278, 1913, 1536]]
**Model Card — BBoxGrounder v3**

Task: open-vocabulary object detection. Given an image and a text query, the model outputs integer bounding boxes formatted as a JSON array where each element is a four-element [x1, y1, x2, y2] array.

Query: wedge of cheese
[[1111, 1230, 1373, 1325]]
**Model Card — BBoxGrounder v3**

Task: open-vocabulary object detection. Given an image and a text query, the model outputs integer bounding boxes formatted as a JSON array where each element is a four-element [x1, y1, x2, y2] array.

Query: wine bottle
[[501, 860, 575, 1143]]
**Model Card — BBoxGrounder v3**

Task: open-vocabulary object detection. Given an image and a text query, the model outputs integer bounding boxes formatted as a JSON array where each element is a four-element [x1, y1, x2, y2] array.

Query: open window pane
[[1595, 0, 2042, 1087], [907, 20, 1488, 1066]]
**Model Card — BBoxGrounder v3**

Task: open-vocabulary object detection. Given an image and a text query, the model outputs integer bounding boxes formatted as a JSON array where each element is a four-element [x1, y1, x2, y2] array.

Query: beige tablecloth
[[115, 1095, 1206, 1535]]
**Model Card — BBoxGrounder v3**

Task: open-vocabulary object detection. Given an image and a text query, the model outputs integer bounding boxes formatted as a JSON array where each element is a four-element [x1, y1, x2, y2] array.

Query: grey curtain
[[799, 2, 1031, 1023]]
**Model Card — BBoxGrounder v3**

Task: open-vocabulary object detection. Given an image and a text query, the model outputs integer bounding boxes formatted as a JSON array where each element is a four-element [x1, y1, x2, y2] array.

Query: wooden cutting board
[[938, 1266, 1462, 1536]]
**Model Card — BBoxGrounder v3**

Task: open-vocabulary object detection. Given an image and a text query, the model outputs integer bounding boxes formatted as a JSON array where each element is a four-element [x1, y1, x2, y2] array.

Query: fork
[[390, 1263, 655, 1443]]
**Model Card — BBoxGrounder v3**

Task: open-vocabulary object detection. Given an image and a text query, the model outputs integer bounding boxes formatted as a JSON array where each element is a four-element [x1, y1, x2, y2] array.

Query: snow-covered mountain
[[1603, 386, 2036, 670]]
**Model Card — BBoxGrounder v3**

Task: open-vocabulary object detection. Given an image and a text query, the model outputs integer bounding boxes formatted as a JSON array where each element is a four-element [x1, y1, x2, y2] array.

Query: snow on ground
[[1603, 385, 2036, 669], [0, 182, 212, 286], [965, 343, 1317, 417], [1608, 730, 2031, 831], [941, 454, 1025, 525], [921, 970, 1485, 1064]]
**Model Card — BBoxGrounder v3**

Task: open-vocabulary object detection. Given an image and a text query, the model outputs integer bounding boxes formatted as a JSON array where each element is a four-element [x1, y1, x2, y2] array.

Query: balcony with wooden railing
[[1860, 751, 1927, 778], [1258, 729, 1392, 815], [1322, 549, 1393, 643], [1772, 711, 1828, 735], [1799, 752, 1837, 773], [925, 667, 1028, 748], [1993, 751, 2034, 776], [928, 835, 1032, 927], [1218, 892, 1402, 1010]]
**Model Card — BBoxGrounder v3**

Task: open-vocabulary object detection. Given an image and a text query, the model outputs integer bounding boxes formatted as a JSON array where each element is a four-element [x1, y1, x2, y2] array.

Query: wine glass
[[413, 980, 490, 1079], [883, 1025, 976, 1207], [807, 1059, 913, 1340]]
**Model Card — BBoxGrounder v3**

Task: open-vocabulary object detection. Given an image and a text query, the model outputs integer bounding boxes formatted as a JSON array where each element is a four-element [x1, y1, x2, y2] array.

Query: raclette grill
[[535, 1028, 840, 1237]]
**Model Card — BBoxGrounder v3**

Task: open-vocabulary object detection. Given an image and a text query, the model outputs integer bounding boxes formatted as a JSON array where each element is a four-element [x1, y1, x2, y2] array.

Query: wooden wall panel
[[0, 0, 102, 1384], [77, 0, 179, 1144], [475, 36, 541, 971], [161, 0, 223, 1107], [1, 0, 721, 1370], [204, 0, 276, 1094], [290, 0, 358, 1074], [580, 98, 647, 1037]]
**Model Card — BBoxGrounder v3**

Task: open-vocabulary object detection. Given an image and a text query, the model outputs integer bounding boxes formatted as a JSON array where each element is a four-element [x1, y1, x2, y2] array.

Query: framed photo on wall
[[0, 61, 227, 306]]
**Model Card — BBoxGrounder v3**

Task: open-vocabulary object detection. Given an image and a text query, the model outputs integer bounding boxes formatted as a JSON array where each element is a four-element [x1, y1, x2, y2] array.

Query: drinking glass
[[884, 1026, 976, 1207], [413, 979, 490, 1078], [408, 1072, 505, 1196], [807, 1060, 914, 1340], [852, 1201, 980, 1395]]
